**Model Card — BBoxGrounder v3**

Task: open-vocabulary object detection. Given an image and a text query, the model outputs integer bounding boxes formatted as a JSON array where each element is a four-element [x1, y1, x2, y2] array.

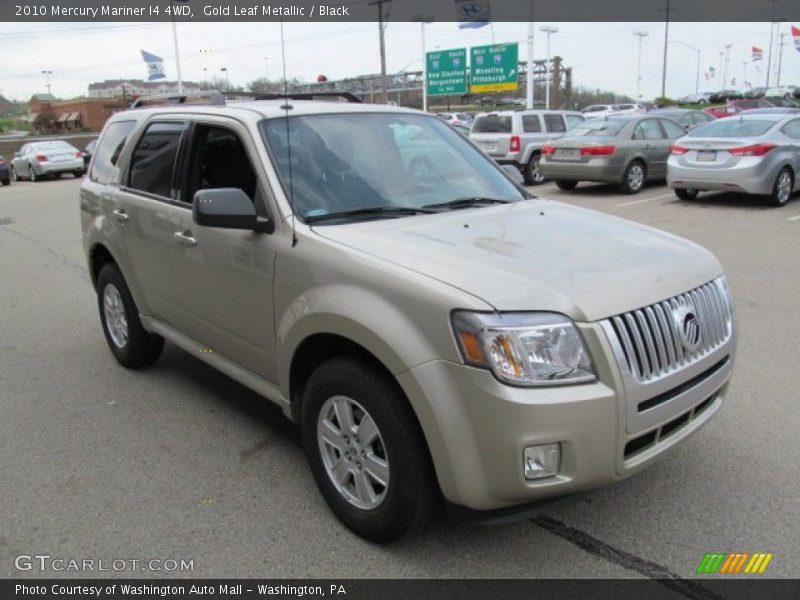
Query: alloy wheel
[[103, 283, 129, 349]]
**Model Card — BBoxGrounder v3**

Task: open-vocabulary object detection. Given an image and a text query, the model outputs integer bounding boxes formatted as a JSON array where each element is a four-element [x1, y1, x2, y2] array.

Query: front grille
[[609, 279, 732, 383]]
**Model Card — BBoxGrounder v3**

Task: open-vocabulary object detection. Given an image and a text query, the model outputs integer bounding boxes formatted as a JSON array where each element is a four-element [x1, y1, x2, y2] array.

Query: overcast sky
[[0, 21, 797, 101]]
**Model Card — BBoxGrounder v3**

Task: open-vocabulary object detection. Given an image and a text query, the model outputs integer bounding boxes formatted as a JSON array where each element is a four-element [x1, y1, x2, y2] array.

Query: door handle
[[173, 230, 197, 247], [112, 208, 129, 223]]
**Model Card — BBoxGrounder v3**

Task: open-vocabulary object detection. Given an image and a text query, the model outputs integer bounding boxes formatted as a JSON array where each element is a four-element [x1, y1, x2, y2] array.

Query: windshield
[[689, 119, 776, 137], [567, 118, 628, 137], [35, 141, 76, 151], [260, 113, 523, 222]]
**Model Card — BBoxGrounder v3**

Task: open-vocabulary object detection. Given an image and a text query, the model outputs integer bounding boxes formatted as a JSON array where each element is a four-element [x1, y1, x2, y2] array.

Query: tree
[[33, 109, 59, 134]]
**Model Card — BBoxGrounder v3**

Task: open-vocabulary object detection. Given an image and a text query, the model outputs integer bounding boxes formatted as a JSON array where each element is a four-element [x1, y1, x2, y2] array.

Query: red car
[[703, 105, 742, 119]]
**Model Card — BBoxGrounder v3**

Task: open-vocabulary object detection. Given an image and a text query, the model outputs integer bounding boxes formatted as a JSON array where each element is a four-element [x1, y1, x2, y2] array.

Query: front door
[[167, 119, 279, 382]]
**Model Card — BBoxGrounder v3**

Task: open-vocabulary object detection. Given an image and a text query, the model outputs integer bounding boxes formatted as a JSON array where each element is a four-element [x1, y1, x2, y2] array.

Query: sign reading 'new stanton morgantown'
[[426, 48, 469, 96]]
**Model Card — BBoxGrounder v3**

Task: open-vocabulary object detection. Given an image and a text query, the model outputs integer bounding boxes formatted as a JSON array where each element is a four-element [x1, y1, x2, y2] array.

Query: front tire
[[29, 166, 37, 183], [96, 264, 164, 368], [770, 167, 793, 207], [302, 357, 439, 542], [620, 160, 646, 194], [1, 178, 9, 186], [675, 188, 699, 201], [524, 154, 545, 185], [10, 166, 18, 182]]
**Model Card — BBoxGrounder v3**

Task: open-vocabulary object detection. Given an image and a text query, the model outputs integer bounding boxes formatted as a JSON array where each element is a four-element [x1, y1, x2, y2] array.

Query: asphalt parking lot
[[1, 177, 798, 583]]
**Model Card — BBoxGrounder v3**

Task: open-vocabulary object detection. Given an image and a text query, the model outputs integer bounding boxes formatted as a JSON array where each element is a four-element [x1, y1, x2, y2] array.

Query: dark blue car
[[0, 155, 10, 186]]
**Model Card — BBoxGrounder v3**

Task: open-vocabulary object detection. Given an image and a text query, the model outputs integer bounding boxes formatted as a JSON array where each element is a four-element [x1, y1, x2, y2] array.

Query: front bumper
[[398, 321, 733, 511]]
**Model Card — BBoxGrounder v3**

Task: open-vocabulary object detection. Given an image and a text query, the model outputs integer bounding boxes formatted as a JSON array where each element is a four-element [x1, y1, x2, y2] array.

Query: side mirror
[[193, 188, 268, 232], [500, 164, 525, 186]]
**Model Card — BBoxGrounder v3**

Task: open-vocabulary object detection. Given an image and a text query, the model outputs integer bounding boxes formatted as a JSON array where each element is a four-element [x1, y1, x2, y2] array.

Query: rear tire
[[74, 170, 83, 178], [770, 167, 793, 207], [555, 180, 578, 191], [302, 357, 439, 542], [96, 263, 164, 368], [619, 160, 646, 194], [524, 154, 545, 185], [674, 188, 699, 201], [1, 178, 9, 186]]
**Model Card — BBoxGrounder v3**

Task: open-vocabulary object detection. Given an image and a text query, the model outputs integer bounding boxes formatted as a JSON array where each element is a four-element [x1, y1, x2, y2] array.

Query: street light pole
[[777, 31, 786, 86], [263, 56, 269, 82], [526, 21, 535, 109], [539, 25, 558, 109], [633, 31, 648, 100], [723, 43, 732, 88], [660, 0, 671, 99], [42, 70, 52, 96], [221, 67, 229, 91], [421, 22, 427, 112]]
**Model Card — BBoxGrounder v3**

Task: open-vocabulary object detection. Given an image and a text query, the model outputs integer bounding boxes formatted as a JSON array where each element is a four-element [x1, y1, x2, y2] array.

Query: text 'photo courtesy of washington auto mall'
[[1, 0, 800, 597]]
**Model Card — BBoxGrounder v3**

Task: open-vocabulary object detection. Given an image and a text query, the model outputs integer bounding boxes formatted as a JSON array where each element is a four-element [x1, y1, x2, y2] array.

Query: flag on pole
[[752, 46, 763, 61], [140, 50, 166, 81], [792, 25, 800, 52], [455, 0, 490, 29]]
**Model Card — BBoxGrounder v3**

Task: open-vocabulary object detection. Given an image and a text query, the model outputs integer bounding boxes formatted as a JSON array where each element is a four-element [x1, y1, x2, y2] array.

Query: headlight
[[451, 311, 596, 386]]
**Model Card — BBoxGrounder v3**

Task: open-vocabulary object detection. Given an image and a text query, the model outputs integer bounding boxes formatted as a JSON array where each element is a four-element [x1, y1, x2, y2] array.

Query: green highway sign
[[426, 48, 468, 96], [470, 42, 519, 93]]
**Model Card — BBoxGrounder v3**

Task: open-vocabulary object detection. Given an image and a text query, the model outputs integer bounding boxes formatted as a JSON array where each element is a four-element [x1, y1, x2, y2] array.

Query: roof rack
[[225, 91, 363, 103], [130, 90, 226, 108], [130, 90, 362, 108]]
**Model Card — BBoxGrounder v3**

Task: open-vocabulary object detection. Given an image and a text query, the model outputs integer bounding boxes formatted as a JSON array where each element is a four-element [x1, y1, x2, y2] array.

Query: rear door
[[632, 119, 670, 177], [167, 117, 279, 382], [114, 119, 187, 321]]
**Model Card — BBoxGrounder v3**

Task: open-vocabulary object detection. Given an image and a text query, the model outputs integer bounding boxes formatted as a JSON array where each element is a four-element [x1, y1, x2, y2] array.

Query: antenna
[[280, 20, 297, 247]]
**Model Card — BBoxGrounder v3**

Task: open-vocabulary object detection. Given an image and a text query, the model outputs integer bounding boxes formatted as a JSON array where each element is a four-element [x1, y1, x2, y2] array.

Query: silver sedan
[[539, 115, 687, 194], [10, 140, 84, 182], [667, 114, 800, 207]]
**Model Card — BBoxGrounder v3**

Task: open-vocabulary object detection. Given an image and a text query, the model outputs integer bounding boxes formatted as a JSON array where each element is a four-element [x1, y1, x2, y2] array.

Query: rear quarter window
[[472, 115, 512, 133], [90, 120, 136, 185]]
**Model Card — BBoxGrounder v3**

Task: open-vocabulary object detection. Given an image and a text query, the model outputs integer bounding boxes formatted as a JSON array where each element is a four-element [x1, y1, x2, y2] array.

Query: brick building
[[29, 96, 127, 132]]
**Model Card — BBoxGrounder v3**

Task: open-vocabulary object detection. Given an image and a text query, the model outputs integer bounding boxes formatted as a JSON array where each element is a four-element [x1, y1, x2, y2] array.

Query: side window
[[522, 115, 541, 133], [782, 120, 800, 140], [90, 120, 136, 185], [660, 119, 686, 139], [128, 122, 185, 198], [543, 114, 566, 133], [633, 119, 665, 140], [565, 114, 584, 129], [187, 125, 258, 203]]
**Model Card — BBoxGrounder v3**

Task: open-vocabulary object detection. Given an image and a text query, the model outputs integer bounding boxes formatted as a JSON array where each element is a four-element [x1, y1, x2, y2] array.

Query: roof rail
[[130, 90, 225, 108], [225, 91, 363, 103]]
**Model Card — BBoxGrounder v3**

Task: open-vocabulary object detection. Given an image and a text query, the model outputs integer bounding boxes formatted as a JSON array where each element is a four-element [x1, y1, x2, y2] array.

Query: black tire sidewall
[[524, 154, 543, 185], [556, 180, 578, 190], [96, 264, 163, 368], [621, 161, 645, 194], [301, 357, 436, 542]]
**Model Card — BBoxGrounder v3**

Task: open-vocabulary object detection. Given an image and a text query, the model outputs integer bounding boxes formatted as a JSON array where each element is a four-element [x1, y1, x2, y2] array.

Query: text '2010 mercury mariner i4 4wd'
[[80, 91, 736, 542]]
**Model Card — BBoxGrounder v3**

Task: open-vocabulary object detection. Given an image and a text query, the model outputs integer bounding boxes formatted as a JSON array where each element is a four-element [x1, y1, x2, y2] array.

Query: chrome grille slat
[[607, 279, 732, 382]]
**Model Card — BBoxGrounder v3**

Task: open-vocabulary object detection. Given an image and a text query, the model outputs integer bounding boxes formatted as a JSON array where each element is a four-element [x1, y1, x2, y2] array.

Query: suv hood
[[312, 200, 722, 321]]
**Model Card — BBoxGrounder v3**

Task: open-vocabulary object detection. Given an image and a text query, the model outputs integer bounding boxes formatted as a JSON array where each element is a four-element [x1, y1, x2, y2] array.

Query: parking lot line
[[616, 193, 676, 208], [787, 214, 800, 221]]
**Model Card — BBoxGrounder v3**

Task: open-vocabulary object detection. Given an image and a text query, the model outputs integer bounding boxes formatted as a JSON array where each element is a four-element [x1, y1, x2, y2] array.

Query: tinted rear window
[[472, 115, 512, 133], [689, 119, 776, 137], [90, 121, 135, 185]]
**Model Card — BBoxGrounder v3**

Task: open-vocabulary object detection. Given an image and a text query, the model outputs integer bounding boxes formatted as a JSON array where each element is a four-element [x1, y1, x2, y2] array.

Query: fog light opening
[[523, 443, 560, 480]]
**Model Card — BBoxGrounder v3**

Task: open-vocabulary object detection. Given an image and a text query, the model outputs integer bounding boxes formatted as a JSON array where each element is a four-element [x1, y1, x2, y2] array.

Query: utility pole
[[369, 0, 392, 104], [766, 0, 778, 87], [742, 61, 748, 90], [634, 31, 648, 100], [777, 31, 786, 86], [660, 0, 671, 99]]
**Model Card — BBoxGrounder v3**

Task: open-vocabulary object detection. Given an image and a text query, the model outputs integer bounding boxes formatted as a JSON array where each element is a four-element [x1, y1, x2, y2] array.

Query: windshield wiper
[[305, 206, 437, 224], [423, 197, 513, 211]]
